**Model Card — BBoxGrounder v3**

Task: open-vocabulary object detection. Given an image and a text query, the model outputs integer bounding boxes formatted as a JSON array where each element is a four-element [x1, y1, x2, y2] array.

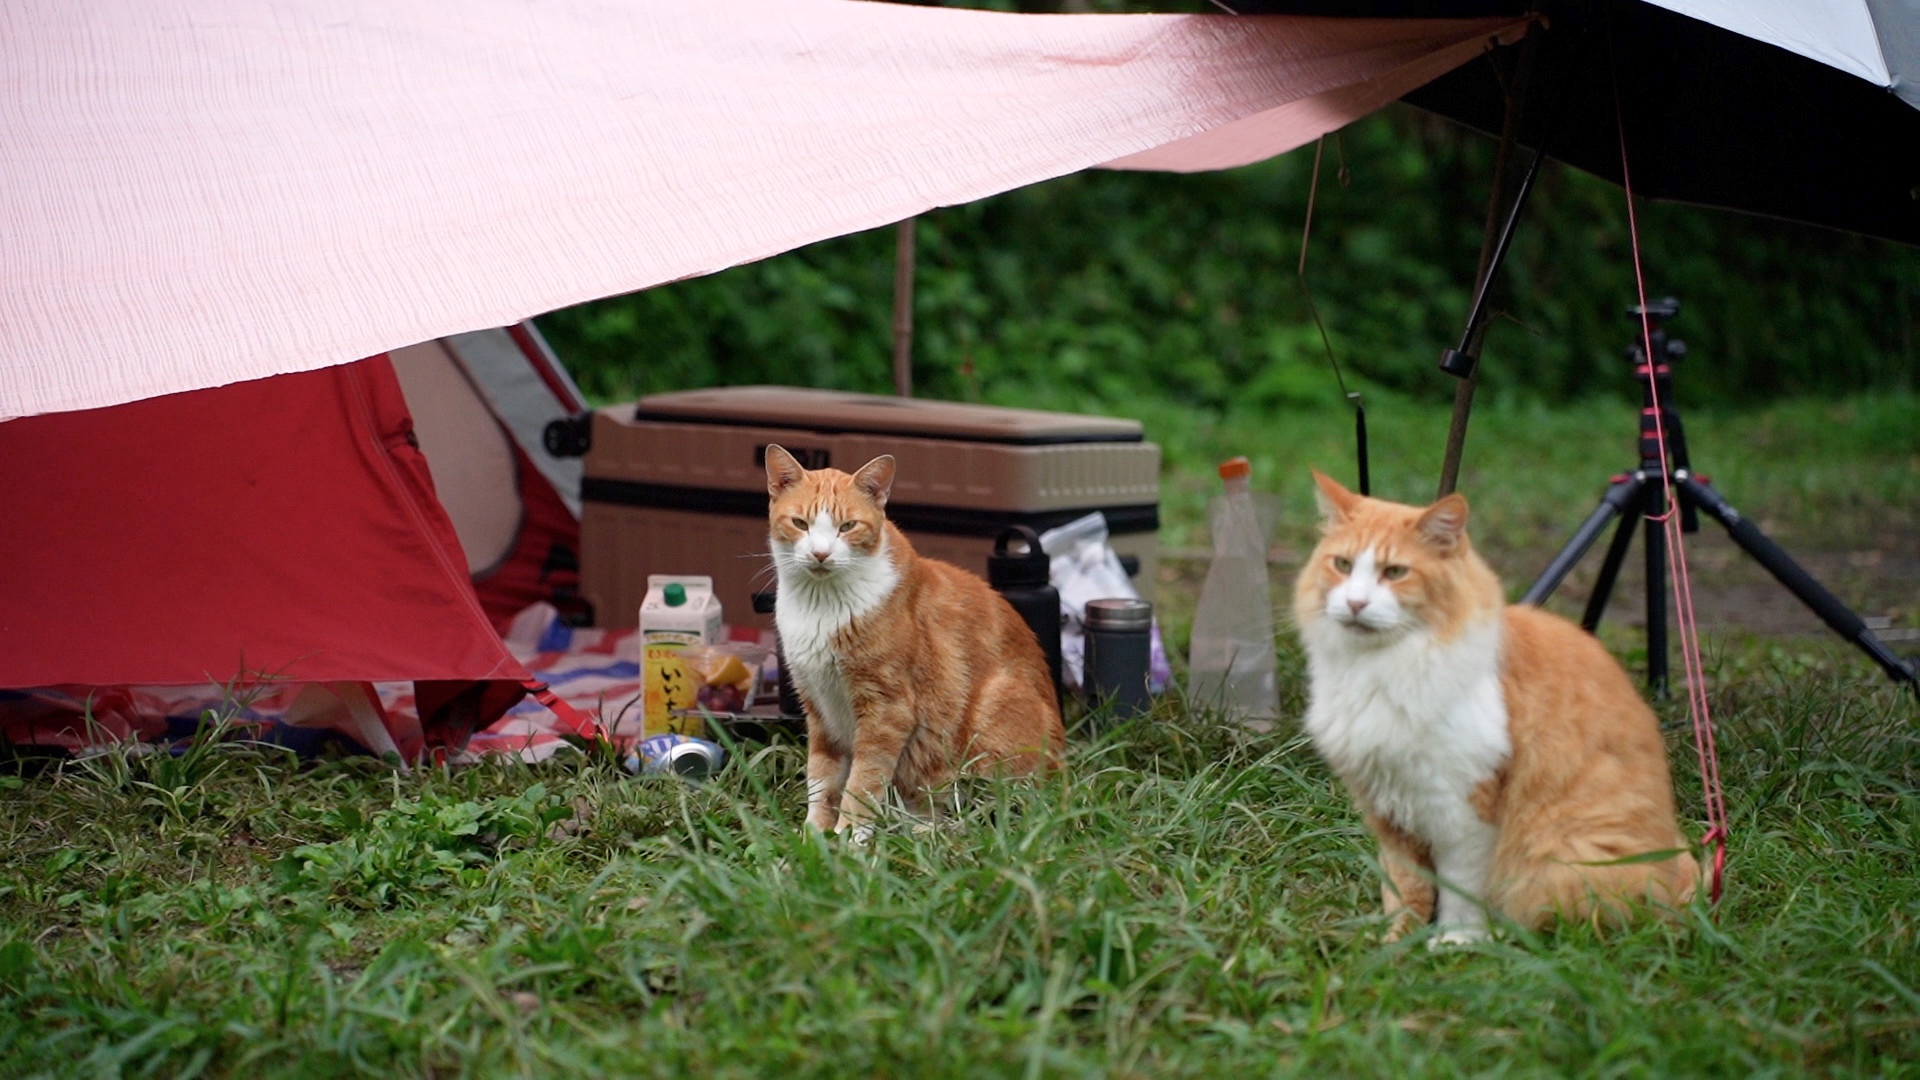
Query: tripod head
[[1625, 296, 1687, 370], [1620, 294, 1697, 528], [1628, 296, 1680, 321]]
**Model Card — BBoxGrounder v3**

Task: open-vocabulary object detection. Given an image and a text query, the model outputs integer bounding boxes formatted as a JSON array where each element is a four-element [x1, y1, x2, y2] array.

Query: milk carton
[[639, 575, 723, 737]]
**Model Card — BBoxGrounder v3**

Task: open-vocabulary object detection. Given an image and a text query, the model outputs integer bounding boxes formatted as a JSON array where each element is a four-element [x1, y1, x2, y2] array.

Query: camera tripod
[[1521, 298, 1917, 695]]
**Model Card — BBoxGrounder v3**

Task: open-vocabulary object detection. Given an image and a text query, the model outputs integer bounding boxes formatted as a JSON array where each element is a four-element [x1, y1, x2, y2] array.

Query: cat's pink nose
[[811, 549, 831, 563], [1347, 596, 1369, 614]]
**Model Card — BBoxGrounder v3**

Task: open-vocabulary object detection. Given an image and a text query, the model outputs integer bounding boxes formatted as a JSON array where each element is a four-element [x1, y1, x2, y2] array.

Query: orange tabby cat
[[1294, 470, 1698, 941], [764, 445, 1065, 838]]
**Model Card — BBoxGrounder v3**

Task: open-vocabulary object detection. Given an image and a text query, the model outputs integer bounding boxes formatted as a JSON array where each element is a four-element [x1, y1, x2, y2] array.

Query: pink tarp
[[1, 1, 1526, 419]]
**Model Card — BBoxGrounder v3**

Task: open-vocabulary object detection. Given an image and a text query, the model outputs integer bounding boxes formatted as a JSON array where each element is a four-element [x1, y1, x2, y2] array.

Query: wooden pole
[[892, 216, 916, 397]]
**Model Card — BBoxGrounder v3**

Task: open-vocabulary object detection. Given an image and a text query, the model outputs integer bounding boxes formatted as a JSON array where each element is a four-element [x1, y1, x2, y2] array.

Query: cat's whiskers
[[744, 550, 783, 594]]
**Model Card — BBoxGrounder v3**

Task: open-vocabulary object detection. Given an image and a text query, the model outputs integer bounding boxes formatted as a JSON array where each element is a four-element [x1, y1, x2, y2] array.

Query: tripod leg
[[1678, 475, 1917, 688], [1522, 475, 1645, 606], [1581, 495, 1645, 632], [1644, 506, 1669, 697]]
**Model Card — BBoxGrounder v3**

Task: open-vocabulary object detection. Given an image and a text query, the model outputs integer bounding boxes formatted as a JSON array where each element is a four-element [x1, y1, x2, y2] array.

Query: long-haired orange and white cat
[[764, 445, 1065, 839], [1294, 470, 1697, 941]]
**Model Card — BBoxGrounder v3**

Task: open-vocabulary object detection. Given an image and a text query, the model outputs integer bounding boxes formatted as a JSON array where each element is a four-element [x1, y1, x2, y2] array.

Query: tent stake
[[893, 216, 916, 397]]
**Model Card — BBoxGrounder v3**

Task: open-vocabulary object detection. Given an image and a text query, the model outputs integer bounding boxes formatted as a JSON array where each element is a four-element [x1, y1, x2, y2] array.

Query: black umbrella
[[1222, 0, 1918, 690], [1219, 0, 1920, 247]]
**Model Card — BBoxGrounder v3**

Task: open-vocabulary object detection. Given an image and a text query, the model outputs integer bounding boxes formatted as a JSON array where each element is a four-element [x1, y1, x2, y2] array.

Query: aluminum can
[[624, 733, 728, 780]]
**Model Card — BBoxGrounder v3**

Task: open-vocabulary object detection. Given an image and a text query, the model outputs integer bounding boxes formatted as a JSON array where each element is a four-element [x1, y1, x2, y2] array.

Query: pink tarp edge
[[1, 0, 1527, 419]]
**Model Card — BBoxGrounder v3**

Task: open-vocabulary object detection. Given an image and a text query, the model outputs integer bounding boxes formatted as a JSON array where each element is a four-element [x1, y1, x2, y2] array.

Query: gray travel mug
[[1083, 597, 1153, 724]]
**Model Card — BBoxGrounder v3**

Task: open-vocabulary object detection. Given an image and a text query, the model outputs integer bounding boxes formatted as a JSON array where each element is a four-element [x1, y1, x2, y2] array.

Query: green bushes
[[540, 107, 1918, 410]]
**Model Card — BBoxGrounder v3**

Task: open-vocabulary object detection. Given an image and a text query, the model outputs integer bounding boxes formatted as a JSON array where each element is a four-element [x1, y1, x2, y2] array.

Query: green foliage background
[[540, 105, 1919, 412]]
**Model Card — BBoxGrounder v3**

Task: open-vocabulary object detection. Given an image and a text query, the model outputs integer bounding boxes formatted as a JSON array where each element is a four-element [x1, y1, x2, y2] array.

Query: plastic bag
[[679, 643, 770, 714], [1038, 512, 1171, 694]]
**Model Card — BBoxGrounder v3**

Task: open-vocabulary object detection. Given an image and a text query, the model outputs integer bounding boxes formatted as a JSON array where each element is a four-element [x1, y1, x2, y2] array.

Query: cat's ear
[[765, 444, 806, 497], [851, 455, 896, 508], [1311, 468, 1359, 526], [1418, 493, 1470, 551]]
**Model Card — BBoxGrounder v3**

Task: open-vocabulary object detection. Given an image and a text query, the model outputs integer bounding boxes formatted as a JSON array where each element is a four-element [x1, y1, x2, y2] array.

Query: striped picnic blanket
[[0, 605, 775, 763]]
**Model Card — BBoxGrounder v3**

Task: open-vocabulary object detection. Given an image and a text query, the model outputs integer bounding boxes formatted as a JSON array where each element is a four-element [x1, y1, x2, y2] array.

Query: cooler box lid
[[632, 386, 1143, 446]]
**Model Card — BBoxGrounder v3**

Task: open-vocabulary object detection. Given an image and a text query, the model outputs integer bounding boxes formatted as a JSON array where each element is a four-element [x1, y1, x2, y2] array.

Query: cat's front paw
[[1426, 926, 1489, 949]]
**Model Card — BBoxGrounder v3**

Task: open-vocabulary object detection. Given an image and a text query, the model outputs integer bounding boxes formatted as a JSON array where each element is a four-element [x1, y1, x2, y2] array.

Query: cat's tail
[[1495, 840, 1700, 932]]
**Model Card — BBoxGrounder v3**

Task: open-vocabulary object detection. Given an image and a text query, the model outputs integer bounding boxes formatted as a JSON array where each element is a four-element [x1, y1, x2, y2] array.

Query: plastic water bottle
[[1187, 456, 1278, 721]]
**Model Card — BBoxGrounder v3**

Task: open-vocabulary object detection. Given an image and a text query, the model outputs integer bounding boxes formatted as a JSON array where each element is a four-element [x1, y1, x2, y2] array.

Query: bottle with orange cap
[[1187, 456, 1279, 722]]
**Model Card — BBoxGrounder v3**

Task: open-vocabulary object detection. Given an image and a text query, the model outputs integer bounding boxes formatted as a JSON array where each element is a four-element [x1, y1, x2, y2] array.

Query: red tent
[[0, 357, 545, 752]]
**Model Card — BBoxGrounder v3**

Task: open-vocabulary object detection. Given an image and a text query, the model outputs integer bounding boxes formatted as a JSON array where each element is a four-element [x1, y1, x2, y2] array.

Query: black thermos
[[987, 525, 1063, 704], [1084, 597, 1153, 723]]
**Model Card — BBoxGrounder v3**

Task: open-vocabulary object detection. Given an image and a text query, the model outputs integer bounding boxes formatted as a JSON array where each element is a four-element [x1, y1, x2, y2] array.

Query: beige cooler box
[[580, 386, 1161, 630]]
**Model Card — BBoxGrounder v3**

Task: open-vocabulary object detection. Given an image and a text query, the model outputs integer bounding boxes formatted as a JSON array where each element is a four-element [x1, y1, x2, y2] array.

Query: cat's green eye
[[1382, 564, 1410, 581], [838, 521, 856, 533], [790, 517, 810, 531], [1332, 556, 1353, 573]]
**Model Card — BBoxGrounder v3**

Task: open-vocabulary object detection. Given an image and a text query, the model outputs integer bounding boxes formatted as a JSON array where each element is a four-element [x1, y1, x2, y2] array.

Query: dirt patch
[[1489, 523, 1920, 643]]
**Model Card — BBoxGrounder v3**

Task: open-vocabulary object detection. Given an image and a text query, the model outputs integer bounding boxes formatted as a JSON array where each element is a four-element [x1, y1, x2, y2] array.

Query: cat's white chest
[[1302, 616, 1511, 842], [773, 553, 899, 751]]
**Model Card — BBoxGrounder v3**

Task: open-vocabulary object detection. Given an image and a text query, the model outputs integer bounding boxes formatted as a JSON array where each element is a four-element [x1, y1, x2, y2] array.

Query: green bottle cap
[[663, 583, 687, 607]]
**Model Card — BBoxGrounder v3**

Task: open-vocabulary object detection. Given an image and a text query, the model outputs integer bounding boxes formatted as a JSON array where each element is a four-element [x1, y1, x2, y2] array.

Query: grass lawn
[[2, 392, 1916, 1077]]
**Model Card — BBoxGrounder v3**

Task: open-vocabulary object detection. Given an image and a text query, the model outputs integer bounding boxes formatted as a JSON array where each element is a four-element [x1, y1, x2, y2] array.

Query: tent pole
[[1436, 31, 1541, 498], [893, 216, 916, 397]]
